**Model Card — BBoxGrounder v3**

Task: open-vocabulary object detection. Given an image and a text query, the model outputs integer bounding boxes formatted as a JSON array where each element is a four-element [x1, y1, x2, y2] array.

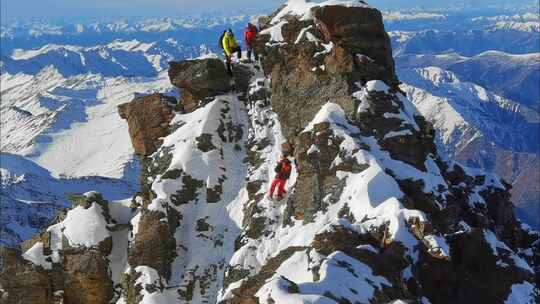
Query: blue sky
[[1, 0, 281, 22], [2, 0, 537, 23]]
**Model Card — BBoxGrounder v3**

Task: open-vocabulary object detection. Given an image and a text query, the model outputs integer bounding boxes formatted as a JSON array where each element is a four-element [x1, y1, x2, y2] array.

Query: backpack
[[219, 32, 226, 49], [275, 160, 292, 179], [245, 28, 256, 43]]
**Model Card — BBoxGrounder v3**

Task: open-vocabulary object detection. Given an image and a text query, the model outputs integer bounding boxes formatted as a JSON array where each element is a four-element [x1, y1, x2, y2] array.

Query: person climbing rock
[[268, 154, 292, 201], [222, 29, 242, 76], [244, 22, 258, 61]]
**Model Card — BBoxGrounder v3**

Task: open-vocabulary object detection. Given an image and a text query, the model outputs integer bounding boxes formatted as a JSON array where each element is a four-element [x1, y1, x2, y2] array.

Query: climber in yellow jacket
[[222, 29, 242, 76]]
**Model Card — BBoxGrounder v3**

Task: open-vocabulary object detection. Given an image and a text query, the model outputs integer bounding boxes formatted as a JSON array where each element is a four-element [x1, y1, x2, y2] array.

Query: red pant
[[268, 178, 287, 198]]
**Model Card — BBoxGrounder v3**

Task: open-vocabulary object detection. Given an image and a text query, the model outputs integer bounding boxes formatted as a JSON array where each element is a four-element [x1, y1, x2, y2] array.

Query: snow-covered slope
[[0, 153, 137, 247], [399, 66, 538, 153], [399, 66, 540, 229], [0, 35, 199, 247], [396, 50, 540, 112], [1, 66, 175, 178]]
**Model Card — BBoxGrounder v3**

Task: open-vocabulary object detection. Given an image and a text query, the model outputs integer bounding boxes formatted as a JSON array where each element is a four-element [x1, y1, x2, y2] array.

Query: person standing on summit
[[222, 29, 242, 76], [244, 22, 258, 61]]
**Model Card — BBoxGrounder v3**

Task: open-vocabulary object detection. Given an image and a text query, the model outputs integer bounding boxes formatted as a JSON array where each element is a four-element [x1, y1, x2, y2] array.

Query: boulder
[[0, 247, 53, 304], [313, 5, 396, 83], [128, 210, 177, 280], [169, 58, 230, 113], [118, 93, 177, 156], [63, 249, 114, 304], [0, 192, 116, 304]]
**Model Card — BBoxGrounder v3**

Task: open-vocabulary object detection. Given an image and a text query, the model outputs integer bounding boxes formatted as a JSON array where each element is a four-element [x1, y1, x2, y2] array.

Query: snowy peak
[[2, 39, 204, 77], [1, 15, 253, 39]]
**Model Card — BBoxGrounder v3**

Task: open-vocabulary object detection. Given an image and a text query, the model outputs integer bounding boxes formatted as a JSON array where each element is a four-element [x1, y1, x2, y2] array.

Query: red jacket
[[244, 25, 258, 45], [274, 159, 292, 180]]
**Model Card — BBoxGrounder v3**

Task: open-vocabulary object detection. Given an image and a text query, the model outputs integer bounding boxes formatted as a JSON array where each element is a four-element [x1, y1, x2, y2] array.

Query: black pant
[[247, 44, 258, 61], [225, 46, 242, 76]]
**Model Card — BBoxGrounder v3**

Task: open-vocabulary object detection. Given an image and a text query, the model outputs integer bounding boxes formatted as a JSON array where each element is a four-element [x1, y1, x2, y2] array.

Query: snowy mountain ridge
[[400, 66, 538, 152], [2, 38, 207, 77], [1, 55, 176, 247], [1, 16, 253, 39], [1, 2, 538, 304], [472, 12, 540, 32]]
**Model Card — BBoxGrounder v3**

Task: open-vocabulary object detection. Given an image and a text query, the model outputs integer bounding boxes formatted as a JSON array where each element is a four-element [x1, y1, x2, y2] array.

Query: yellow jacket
[[222, 32, 238, 56]]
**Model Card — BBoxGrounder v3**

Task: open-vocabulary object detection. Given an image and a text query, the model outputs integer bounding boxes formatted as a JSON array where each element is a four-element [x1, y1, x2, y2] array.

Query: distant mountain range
[[390, 25, 539, 229], [395, 51, 540, 110], [398, 66, 539, 228], [2, 39, 205, 77], [1, 8, 538, 248]]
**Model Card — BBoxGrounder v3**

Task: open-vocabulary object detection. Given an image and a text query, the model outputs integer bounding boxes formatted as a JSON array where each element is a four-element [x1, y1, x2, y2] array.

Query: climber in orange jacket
[[268, 155, 292, 201], [244, 23, 258, 61]]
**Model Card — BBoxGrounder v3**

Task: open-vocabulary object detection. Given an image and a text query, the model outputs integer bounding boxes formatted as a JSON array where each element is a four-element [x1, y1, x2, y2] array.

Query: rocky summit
[[1, 1, 539, 304]]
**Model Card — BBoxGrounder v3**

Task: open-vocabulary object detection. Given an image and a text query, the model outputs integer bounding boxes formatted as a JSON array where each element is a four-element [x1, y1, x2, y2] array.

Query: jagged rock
[[169, 58, 230, 112], [118, 93, 177, 156], [62, 249, 114, 304], [0, 247, 53, 304], [313, 5, 395, 83], [0, 192, 115, 304], [416, 229, 535, 303], [290, 126, 345, 222], [128, 210, 177, 280], [232, 63, 255, 99], [254, 2, 397, 139]]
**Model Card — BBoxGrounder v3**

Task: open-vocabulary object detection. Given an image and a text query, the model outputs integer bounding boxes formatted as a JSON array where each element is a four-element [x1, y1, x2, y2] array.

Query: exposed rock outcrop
[[169, 58, 230, 113], [0, 247, 54, 304], [313, 5, 395, 80], [0, 192, 115, 304], [254, 3, 397, 139], [118, 93, 177, 156]]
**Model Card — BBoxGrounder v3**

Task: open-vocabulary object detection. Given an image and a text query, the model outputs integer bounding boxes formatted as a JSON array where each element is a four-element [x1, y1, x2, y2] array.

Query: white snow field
[[0, 39, 189, 246]]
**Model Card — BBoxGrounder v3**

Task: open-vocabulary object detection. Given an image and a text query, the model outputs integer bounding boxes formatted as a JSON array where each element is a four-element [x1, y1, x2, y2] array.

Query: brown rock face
[[118, 93, 177, 156], [169, 58, 230, 113], [127, 210, 177, 280], [63, 249, 114, 304], [289, 123, 369, 223], [0, 248, 53, 304], [0, 193, 115, 304], [313, 5, 395, 81], [254, 4, 397, 139]]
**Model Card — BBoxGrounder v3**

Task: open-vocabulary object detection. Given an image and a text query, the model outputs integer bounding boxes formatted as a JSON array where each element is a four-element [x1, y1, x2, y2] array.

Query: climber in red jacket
[[268, 155, 292, 201], [244, 23, 258, 61]]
